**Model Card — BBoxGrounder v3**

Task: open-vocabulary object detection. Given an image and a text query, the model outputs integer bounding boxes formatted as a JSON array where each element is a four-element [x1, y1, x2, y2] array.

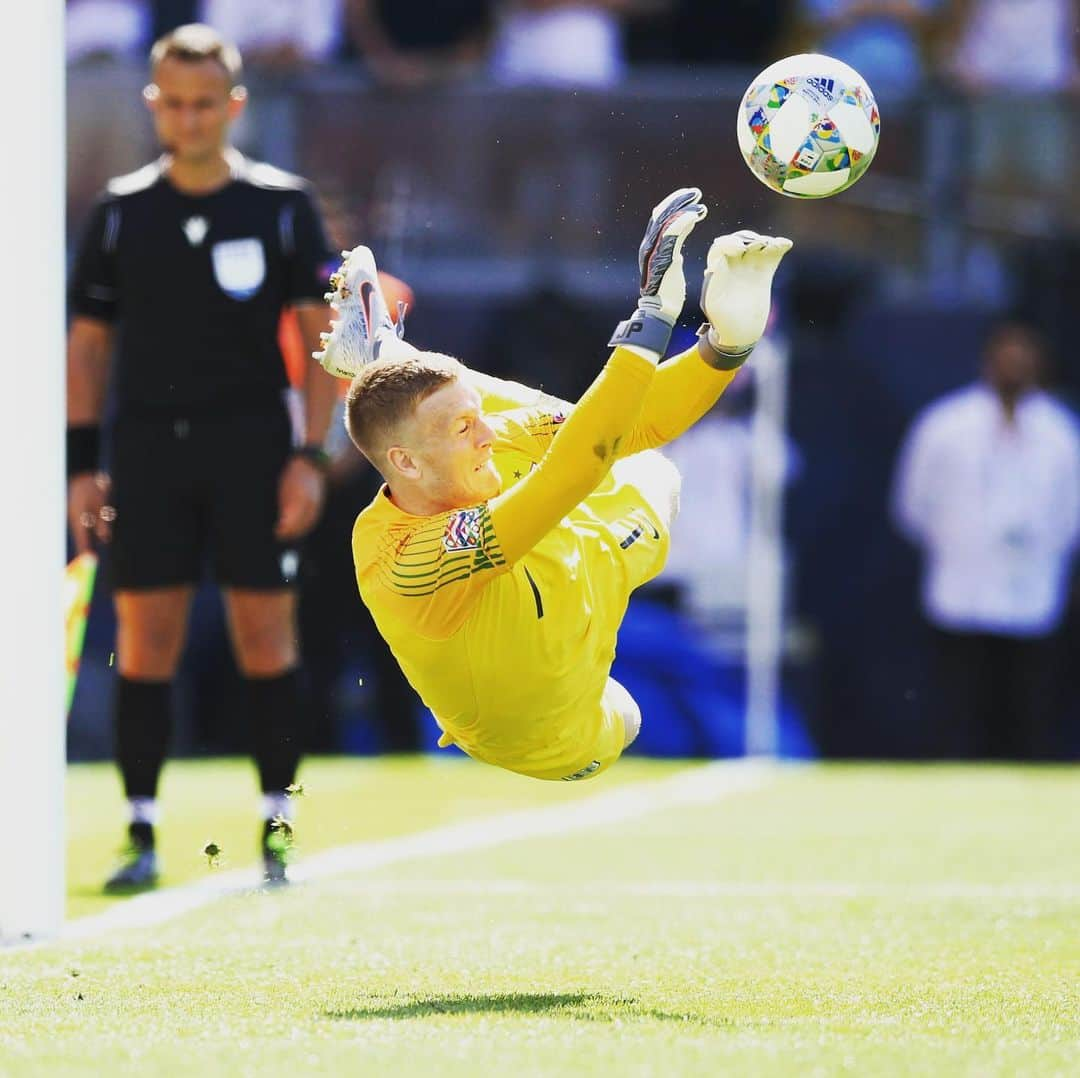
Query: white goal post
[[0, 0, 65, 943], [744, 333, 790, 757]]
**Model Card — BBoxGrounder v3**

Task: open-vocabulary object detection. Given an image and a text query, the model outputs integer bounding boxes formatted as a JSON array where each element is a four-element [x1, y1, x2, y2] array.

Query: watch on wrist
[[293, 444, 331, 471]]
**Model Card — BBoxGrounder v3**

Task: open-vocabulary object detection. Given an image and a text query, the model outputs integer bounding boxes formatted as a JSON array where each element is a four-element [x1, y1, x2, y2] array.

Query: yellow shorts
[[496, 678, 638, 783]]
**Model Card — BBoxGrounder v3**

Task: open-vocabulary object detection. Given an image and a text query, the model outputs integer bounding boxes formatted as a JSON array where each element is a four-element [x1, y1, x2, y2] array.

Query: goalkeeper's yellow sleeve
[[468, 344, 735, 463], [463, 368, 568, 413], [489, 347, 656, 565], [617, 343, 738, 456]]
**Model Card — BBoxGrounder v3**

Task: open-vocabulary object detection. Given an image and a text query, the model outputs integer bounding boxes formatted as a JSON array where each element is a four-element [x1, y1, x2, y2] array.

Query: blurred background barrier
[[66, 54, 1080, 763]]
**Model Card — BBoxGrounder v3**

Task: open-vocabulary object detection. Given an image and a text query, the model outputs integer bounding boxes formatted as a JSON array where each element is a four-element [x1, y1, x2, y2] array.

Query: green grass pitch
[[2, 758, 1078, 1075]]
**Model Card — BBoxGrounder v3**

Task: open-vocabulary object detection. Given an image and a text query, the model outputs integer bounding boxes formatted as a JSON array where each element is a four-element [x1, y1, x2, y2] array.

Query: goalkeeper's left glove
[[697, 230, 792, 368], [609, 187, 708, 360]]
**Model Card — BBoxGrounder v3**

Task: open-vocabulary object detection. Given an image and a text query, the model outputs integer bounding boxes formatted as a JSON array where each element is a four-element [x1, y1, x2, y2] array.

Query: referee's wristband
[[67, 425, 101, 478], [292, 444, 331, 471]]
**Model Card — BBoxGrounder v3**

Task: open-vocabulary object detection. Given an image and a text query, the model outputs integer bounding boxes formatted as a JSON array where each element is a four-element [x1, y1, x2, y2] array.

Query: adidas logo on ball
[[737, 53, 880, 198]]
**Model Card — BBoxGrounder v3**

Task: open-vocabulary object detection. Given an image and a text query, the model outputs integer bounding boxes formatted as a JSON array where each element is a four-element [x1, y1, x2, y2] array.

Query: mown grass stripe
[[17, 759, 772, 950]]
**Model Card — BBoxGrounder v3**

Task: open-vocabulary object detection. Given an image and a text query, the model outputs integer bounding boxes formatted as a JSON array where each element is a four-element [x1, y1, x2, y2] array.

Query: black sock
[[129, 821, 155, 851], [115, 676, 172, 801], [246, 669, 303, 793]]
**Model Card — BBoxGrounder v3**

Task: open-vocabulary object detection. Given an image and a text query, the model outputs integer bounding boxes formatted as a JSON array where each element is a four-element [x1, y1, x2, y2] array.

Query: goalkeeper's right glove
[[609, 187, 708, 360], [697, 230, 793, 367]]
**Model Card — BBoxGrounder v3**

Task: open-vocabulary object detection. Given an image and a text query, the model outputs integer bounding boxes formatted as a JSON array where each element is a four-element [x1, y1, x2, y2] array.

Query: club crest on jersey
[[443, 508, 483, 552], [211, 238, 265, 300], [182, 216, 209, 246]]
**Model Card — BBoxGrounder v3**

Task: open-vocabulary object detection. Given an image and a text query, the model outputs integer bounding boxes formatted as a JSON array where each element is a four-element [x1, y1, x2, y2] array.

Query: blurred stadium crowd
[[67, 1, 1080, 761]]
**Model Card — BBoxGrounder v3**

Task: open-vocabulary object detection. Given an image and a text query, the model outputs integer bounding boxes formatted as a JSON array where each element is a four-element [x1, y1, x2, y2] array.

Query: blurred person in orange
[[280, 273, 425, 753]]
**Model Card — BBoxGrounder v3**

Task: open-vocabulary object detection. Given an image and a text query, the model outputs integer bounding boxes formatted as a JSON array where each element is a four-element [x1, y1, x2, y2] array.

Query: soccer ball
[[736, 53, 880, 199]]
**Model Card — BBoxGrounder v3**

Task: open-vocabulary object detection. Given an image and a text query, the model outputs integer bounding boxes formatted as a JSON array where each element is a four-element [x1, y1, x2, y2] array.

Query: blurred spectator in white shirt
[[190, 5, 343, 165], [661, 366, 800, 626], [892, 321, 1080, 757], [662, 399, 755, 623], [490, 1, 629, 88], [943, 0, 1080, 93], [199, 0, 344, 69], [67, 1, 153, 225], [67, 0, 149, 64], [938, 0, 1079, 200]]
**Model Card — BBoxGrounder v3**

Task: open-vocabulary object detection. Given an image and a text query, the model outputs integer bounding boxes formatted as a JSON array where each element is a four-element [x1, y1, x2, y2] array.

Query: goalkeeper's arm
[[618, 229, 793, 454], [490, 347, 656, 565], [489, 187, 707, 566]]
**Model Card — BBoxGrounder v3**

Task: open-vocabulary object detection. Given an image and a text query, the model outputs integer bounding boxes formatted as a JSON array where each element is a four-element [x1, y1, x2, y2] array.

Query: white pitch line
[[309, 879, 1080, 901], [31, 757, 772, 949]]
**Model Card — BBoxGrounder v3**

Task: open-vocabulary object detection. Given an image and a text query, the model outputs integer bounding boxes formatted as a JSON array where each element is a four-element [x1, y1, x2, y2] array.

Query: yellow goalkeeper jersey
[[352, 345, 737, 780]]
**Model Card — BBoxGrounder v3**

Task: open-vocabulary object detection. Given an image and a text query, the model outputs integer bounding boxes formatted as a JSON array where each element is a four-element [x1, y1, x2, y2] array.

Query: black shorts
[[108, 405, 296, 590]]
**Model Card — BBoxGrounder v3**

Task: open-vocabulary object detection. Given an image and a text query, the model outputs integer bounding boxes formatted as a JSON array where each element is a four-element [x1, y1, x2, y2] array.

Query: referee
[[66, 25, 339, 888]]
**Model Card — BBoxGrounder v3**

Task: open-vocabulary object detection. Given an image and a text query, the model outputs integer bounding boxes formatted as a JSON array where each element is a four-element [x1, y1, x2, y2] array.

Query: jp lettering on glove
[[609, 187, 708, 360]]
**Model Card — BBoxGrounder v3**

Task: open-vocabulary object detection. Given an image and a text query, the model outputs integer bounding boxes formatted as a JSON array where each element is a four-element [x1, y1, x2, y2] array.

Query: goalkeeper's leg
[[604, 676, 643, 749], [561, 678, 642, 780], [314, 246, 416, 379], [618, 449, 682, 532]]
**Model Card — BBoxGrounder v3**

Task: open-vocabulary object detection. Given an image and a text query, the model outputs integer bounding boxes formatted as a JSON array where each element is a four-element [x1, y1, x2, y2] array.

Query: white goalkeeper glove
[[698, 230, 793, 368], [609, 187, 708, 359], [313, 245, 416, 379]]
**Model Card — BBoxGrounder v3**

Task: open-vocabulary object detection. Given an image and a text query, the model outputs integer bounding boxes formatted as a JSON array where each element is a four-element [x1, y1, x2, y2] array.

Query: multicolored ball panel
[[736, 55, 880, 199]]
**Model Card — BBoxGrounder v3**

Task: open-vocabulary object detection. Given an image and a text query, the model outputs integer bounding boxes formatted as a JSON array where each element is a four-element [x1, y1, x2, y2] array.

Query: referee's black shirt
[[69, 152, 335, 417]]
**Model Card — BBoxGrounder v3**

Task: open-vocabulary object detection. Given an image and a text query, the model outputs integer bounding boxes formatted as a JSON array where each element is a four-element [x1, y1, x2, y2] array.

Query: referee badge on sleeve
[[211, 238, 265, 300], [443, 508, 483, 552]]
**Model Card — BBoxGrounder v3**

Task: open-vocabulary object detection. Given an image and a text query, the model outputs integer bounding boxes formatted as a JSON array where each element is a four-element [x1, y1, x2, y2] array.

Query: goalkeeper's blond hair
[[344, 353, 461, 469]]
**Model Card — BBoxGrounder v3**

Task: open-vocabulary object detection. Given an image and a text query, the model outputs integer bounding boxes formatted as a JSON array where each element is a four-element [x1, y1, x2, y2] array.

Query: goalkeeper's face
[[398, 379, 500, 509]]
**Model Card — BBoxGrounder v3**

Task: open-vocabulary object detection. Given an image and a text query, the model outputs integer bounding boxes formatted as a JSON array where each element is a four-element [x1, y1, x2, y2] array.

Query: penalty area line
[[26, 757, 775, 950]]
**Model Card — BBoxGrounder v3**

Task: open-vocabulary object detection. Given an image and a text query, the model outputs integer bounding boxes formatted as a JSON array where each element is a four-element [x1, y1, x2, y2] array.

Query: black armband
[[292, 444, 331, 471], [67, 425, 101, 478], [696, 324, 754, 370]]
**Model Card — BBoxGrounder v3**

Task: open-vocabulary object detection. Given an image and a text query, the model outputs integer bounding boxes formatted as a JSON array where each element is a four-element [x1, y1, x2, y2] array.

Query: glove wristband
[[608, 307, 673, 357], [696, 324, 754, 370], [67, 425, 101, 478]]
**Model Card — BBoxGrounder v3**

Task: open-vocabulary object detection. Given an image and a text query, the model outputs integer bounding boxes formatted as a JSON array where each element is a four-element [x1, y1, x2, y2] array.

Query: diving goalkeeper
[[315, 188, 791, 781]]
